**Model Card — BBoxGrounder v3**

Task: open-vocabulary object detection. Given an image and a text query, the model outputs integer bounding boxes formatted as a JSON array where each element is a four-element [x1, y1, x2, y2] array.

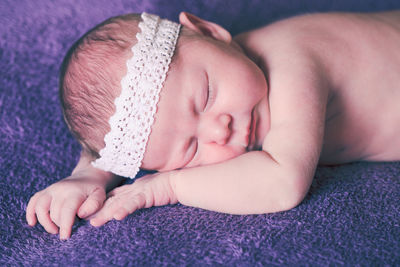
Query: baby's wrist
[[167, 170, 180, 205]]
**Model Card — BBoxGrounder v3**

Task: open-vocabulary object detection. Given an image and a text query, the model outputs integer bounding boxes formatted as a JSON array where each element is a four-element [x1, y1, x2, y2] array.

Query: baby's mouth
[[230, 110, 256, 149]]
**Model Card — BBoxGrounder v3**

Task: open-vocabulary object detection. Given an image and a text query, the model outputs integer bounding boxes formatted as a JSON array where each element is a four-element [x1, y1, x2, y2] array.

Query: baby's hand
[[26, 173, 108, 239], [90, 172, 177, 227]]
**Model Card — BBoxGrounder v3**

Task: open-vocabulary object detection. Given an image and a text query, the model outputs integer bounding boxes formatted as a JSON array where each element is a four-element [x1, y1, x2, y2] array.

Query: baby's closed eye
[[202, 71, 216, 112]]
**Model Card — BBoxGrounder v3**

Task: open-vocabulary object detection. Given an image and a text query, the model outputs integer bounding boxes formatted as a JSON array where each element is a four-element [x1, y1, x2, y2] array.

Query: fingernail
[[59, 230, 68, 240], [90, 218, 100, 227]]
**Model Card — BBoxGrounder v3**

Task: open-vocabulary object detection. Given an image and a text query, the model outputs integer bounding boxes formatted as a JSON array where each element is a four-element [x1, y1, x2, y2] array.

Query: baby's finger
[[90, 193, 145, 226], [113, 208, 129, 221], [59, 197, 84, 240], [36, 195, 59, 234], [26, 193, 39, 226], [89, 215, 109, 227], [89, 200, 117, 227], [49, 198, 63, 227], [106, 184, 126, 197], [112, 194, 145, 220], [77, 188, 106, 219]]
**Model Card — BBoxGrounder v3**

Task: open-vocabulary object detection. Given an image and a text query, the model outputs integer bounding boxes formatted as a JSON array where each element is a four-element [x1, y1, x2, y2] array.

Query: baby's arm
[[90, 148, 310, 226], [26, 149, 123, 239]]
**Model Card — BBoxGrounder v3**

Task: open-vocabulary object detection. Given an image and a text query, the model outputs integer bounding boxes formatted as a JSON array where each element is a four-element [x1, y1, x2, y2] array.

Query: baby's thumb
[[77, 188, 106, 219]]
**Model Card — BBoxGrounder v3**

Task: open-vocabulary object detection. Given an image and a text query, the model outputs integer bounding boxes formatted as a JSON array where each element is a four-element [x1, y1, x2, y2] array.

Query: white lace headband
[[92, 12, 181, 178]]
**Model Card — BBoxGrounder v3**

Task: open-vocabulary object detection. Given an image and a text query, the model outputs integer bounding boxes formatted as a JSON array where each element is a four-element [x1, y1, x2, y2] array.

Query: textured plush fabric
[[1, 0, 399, 265]]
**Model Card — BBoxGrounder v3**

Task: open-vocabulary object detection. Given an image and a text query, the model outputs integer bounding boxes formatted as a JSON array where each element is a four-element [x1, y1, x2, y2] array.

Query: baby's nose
[[200, 114, 232, 145]]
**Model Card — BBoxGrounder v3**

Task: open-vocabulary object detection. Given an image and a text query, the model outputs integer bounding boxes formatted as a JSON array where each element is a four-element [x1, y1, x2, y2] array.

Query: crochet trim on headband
[[92, 12, 181, 178]]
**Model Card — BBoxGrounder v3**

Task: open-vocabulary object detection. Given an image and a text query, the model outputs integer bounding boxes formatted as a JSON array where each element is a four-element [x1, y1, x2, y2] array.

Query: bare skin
[[26, 11, 400, 239], [238, 11, 400, 164]]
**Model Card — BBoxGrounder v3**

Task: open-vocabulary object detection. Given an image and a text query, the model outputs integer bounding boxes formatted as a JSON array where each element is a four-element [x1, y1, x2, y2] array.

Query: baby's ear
[[179, 12, 232, 44]]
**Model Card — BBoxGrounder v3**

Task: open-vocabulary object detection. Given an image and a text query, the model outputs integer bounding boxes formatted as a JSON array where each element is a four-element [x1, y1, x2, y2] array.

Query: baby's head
[[60, 12, 268, 178]]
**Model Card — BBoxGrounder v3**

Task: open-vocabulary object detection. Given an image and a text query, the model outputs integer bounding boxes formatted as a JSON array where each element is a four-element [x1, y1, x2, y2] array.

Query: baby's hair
[[59, 14, 194, 159], [59, 14, 142, 158]]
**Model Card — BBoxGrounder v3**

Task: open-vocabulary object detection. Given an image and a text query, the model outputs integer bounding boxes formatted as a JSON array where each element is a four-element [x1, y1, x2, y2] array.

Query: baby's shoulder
[[235, 14, 329, 63], [235, 15, 327, 81], [236, 13, 345, 51]]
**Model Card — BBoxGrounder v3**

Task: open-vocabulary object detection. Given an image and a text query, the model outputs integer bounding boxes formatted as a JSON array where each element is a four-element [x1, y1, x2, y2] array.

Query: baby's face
[[141, 35, 269, 171]]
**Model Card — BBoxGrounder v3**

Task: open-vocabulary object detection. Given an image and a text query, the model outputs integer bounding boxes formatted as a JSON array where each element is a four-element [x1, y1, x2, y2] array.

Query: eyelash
[[203, 73, 215, 112]]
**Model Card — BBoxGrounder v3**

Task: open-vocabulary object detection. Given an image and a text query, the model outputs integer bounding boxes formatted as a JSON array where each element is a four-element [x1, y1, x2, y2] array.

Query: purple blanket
[[1, 0, 399, 265]]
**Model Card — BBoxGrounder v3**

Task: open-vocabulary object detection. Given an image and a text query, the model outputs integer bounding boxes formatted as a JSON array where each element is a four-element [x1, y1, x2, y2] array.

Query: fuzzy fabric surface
[[1, 0, 400, 265]]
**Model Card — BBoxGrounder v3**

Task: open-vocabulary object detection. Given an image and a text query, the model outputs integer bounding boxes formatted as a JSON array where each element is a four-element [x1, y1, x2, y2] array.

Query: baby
[[26, 11, 400, 240]]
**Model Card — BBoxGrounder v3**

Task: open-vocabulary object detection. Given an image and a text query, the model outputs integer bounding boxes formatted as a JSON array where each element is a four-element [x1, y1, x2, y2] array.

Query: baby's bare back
[[307, 11, 400, 163], [237, 11, 400, 164]]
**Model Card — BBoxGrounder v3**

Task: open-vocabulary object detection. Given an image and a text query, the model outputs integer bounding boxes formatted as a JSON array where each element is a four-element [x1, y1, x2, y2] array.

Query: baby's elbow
[[279, 191, 305, 212], [279, 171, 311, 211]]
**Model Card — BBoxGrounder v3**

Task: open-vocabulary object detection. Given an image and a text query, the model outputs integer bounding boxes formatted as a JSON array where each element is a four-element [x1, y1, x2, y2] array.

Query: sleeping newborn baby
[[26, 11, 400, 239]]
